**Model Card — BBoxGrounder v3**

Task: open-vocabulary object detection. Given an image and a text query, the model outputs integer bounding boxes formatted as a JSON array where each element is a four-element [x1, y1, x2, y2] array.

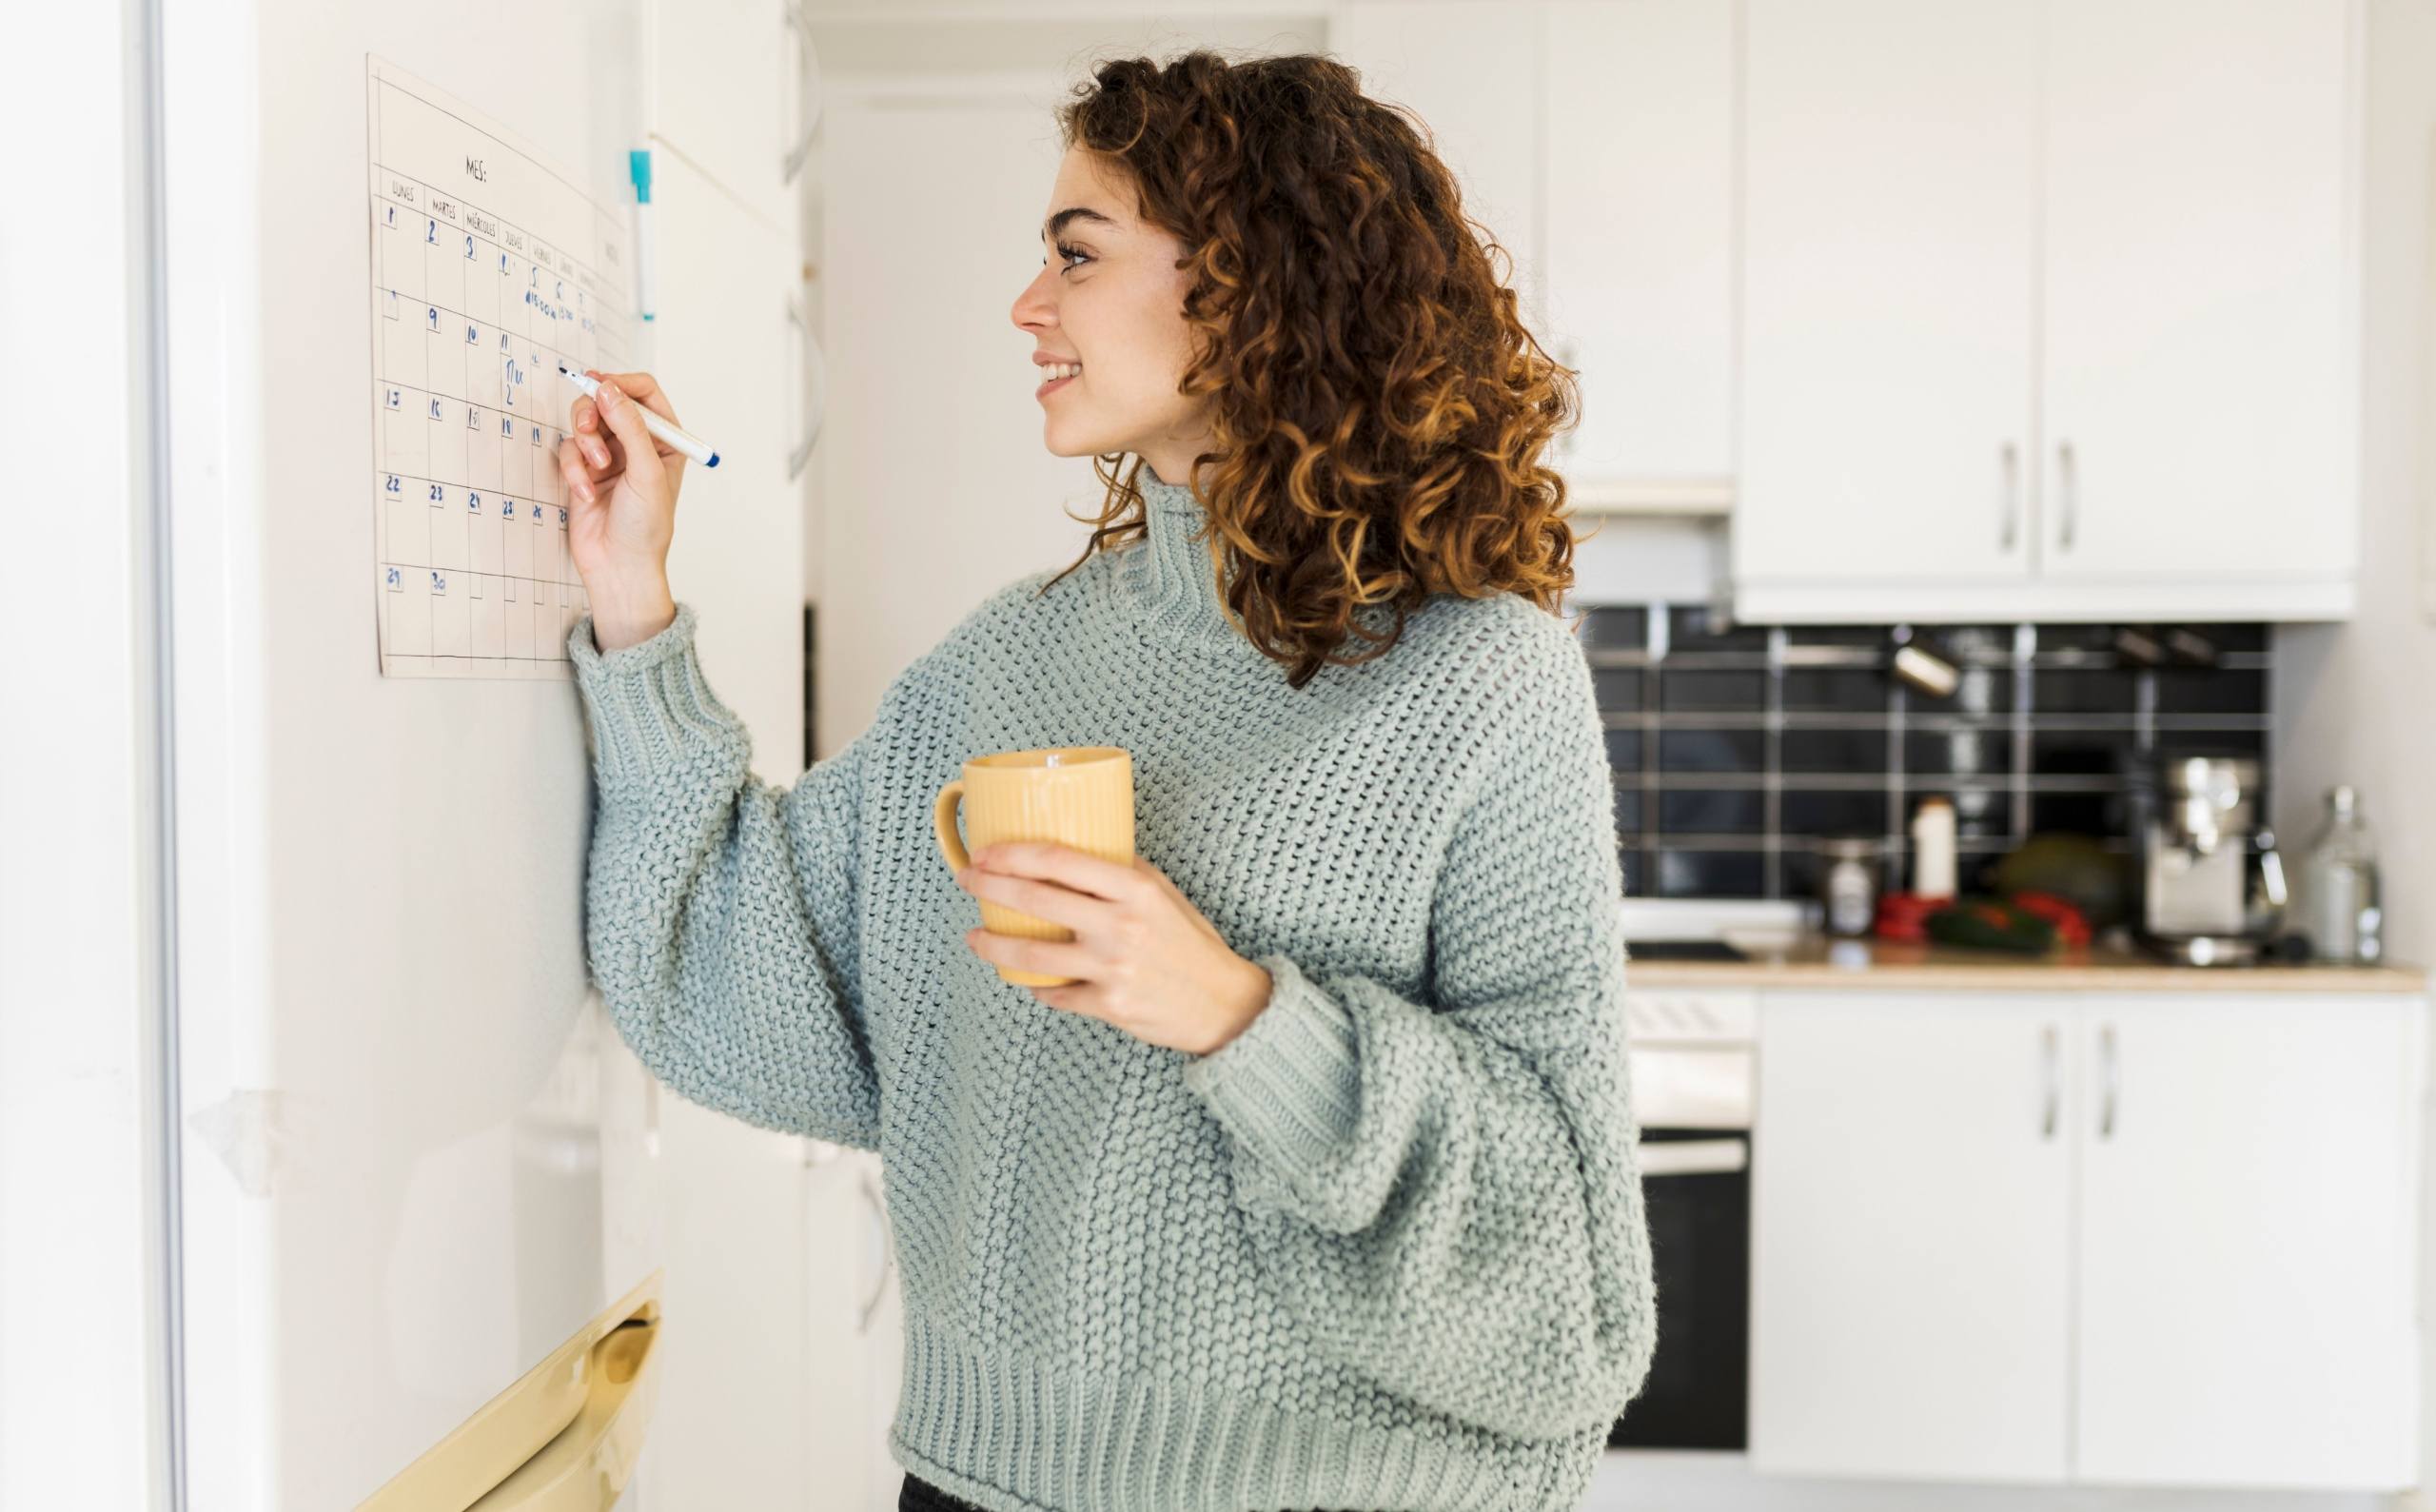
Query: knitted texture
[[566, 465, 1658, 1511]]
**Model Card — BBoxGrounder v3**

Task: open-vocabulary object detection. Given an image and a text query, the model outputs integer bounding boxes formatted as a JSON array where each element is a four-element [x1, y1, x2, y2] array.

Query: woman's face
[[1012, 147, 1214, 489]]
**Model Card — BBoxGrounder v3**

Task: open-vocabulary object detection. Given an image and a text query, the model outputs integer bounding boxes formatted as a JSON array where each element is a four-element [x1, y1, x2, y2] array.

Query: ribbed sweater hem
[[887, 1310, 1581, 1512]]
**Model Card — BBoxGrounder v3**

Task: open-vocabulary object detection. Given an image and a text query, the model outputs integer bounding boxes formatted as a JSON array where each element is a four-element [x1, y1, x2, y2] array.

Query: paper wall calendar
[[365, 57, 629, 677]]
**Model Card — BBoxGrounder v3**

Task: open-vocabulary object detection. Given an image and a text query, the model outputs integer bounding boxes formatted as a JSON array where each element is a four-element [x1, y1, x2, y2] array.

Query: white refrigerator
[[5, 1, 828, 1505]]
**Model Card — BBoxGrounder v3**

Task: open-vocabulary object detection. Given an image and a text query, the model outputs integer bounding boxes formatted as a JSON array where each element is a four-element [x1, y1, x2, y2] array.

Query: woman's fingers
[[557, 437, 596, 505], [595, 369, 679, 429], [587, 377, 668, 501]]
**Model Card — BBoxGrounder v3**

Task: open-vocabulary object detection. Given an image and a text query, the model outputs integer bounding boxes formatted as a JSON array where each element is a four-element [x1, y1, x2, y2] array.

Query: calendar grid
[[366, 59, 633, 679]]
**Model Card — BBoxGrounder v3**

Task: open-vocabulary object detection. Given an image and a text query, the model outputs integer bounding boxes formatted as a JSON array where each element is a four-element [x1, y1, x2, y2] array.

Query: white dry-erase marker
[[559, 364, 720, 468]]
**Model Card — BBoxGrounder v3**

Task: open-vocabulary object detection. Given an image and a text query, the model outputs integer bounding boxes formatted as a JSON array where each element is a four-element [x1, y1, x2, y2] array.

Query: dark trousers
[[898, 1474, 988, 1511]]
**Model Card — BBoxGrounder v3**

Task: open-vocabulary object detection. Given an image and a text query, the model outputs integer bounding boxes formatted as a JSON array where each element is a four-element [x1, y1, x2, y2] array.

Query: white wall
[[2270, 0, 2436, 1504], [0, 0, 178, 1504]]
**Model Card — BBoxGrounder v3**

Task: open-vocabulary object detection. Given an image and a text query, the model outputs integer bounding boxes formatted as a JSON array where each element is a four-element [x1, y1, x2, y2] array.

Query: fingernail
[[583, 438, 608, 466], [598, 382, 623, 410], [577, 480, 595, 503]]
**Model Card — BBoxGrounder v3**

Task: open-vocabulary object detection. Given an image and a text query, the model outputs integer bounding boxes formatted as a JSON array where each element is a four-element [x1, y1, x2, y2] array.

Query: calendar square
[[427, 401, 468, 485], [465, 412, 501, 492], [471, 574, 505, 658], [502, 506, 533, 578], [430, 486, 469, 572], [381, 312, 426, 390], [427, 566, 468, 658], [425, 322, 464, 402], [382, 483, 429, 565], [423, 226, 463, 314], [385, 565, 431, 657], [462, 251, 498, 324], [467, 325, 502, 407], [383, 215, 423, 303], [468, 491, 503, 576], [383, 390, 428, 476], [497, 419, 534, 498]]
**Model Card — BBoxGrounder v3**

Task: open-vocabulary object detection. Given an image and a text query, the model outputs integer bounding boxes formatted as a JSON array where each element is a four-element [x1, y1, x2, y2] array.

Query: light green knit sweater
[[565, 465, 1657, 1511]]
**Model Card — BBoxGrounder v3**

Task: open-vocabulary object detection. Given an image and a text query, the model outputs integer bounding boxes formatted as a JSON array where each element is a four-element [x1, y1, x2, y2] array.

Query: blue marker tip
[[705, 453, 720, 468]]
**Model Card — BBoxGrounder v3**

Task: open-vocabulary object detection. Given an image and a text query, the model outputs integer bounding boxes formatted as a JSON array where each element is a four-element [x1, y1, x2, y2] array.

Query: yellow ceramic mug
[[933, 746, 1135, 987]]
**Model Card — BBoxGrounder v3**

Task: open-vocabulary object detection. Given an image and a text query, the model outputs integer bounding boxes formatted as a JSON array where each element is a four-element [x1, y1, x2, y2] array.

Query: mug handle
[[933, 780, 971, 872]]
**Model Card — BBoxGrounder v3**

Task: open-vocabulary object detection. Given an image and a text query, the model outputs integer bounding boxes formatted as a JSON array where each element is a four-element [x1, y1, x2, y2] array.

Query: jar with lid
[[1817, 836, 1884, 937]]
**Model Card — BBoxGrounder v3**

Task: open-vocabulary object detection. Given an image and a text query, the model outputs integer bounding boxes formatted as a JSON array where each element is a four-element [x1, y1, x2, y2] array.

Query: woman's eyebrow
[[1041, 206, 1120, 244]]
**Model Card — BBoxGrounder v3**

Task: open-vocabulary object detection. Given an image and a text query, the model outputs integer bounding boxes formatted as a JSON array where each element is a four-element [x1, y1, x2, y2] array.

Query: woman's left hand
[[955, 842, 1274, 1057]]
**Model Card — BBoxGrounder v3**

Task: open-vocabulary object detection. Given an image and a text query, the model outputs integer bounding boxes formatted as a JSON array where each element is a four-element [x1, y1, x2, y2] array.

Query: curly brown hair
[[1035, 49, 1588, 690]]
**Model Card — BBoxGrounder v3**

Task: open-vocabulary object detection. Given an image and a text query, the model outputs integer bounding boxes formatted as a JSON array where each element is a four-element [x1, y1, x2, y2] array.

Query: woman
[[560, 49, 1656, 1512]]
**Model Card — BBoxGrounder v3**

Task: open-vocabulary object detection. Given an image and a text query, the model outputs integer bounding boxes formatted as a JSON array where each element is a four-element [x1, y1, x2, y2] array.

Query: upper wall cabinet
[[1733, 0, 2363, 623], [1545, 0, 1737, 509], [645, 0, 815, 236], [1331, 0, 1738, 513]]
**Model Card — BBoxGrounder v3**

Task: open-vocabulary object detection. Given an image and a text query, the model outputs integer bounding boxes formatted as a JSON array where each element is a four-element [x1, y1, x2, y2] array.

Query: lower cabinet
[[1751, 990, 2424, 1491]]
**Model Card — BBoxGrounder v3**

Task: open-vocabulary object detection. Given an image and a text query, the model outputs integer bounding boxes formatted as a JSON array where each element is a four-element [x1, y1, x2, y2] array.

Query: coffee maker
[[2134, 756, 2287, 965]]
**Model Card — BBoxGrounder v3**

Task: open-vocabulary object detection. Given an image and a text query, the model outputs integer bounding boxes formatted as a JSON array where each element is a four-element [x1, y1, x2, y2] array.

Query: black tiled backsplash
[[1581, 606, 2275, 900]]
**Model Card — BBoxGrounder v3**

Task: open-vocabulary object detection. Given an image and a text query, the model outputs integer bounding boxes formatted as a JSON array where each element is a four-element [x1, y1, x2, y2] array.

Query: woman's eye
[[1053, 242, 1091, 273]]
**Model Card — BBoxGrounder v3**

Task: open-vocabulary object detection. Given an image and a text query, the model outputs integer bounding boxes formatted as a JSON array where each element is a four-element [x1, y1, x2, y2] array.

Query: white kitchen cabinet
[[645, 0, 811, 237], [1543, 0, 1737, 508], [1733, 0, 2362, 622], [2073, 995, 2419, 1490], [1735, 0, 2042, 603], [2035, 0, 2361, 593], [1338, 0, 1739, 514], [1752, 989, 2425, 1491], [1750, 992, 2073, 1483]]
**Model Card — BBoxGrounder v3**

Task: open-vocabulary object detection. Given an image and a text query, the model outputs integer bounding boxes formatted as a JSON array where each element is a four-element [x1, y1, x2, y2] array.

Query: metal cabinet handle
[[2056, 440, 2078, 551], [785, 297, 821, 481], [2000, 442, 2020, 552], [857, 1165, 895, 1332], [2097, 1021, 2118, 1139], [2039, 1022, 2058, 1138], [781, 2, 821, 185]]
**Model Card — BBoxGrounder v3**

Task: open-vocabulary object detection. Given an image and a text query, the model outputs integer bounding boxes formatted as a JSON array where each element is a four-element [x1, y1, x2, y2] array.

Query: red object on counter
[[1874, 890, 1943, 943], [2008, 890, 2092, 949]]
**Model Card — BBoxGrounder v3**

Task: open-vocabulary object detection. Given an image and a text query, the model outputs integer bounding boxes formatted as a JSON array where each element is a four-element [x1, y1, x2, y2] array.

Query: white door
[[1543, 0, 1735, 494], [1734, 0, 2039, 589], [2073, 994, 2421, 1490], [1750, 992, 2073, 1483], [2035, 0, 2360, 587]]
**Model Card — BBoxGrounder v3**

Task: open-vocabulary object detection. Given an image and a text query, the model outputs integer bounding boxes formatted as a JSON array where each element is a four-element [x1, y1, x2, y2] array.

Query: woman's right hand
[[560, 369, 684, 650]]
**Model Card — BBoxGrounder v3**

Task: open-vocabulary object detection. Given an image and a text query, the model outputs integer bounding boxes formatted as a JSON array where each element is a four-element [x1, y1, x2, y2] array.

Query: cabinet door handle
[[2039, 1021, 2058, 1138], [2000, 442, 2020, 552], [857, 1165, 895, 1332], [786, 296, 821, 481], [2055, 440, 2078, 552], [781, 2, 821, 185], [2097, 1021, 2118, 1139]]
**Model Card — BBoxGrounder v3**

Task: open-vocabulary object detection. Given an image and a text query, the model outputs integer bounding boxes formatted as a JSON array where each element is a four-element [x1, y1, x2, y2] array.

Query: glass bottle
[[2296, 785, 2383, 964]]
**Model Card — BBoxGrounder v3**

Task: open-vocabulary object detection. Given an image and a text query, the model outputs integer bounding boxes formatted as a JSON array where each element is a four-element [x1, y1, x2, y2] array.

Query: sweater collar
[[1117, 462, 1247, 649]]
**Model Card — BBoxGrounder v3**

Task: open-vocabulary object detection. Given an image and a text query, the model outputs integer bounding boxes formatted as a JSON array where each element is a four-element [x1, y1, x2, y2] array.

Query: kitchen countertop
[[1624, 935, 2428, 992]]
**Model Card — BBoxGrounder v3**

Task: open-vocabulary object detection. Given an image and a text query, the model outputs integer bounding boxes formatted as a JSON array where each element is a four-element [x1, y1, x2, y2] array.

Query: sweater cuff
[[565, 601, 745, 788], [1180, 952, 1363, 1175]]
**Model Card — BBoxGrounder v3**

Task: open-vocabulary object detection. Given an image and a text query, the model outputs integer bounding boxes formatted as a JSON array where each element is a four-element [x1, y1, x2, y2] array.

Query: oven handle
[[1636, 1136, 1748, 1177]]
